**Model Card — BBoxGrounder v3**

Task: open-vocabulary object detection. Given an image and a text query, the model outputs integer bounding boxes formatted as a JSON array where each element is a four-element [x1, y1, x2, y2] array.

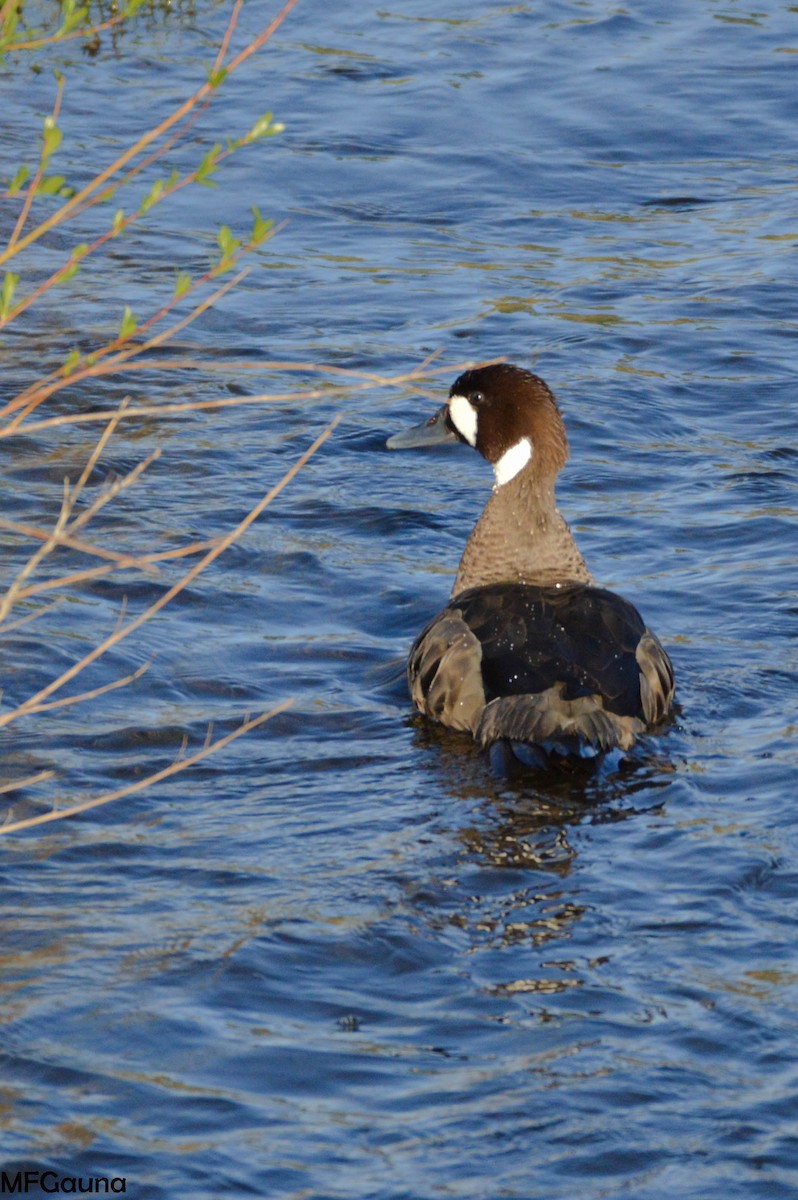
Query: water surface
[[1, 2, 797, 1197]]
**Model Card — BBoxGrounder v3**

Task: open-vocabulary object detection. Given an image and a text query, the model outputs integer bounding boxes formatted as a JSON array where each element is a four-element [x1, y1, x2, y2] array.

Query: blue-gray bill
[[386, 405, 456, 450]]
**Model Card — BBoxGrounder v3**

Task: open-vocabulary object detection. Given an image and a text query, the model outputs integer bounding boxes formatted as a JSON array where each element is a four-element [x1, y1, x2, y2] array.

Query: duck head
[[387, 363, 569, 486]]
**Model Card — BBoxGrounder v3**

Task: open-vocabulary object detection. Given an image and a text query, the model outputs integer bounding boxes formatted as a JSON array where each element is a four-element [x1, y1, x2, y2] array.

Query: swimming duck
[[387, 363, 674, 761]]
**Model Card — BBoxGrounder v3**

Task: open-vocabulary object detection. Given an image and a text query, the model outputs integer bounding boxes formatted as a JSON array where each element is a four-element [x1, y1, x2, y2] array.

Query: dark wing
[[408, 583, 674, 752], [408, 609, 486, 734], [636, 629, 675, 726]]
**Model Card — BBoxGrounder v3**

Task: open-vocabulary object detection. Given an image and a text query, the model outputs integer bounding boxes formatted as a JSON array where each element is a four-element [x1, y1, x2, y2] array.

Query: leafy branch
[[0, 0, 298, 269], [0, 0, 148, 56], [0, 0, 295, 437]]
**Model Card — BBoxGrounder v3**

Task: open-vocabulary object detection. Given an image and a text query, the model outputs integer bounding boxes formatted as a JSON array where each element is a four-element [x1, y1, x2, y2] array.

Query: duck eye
[[470, 391, 485, 406]]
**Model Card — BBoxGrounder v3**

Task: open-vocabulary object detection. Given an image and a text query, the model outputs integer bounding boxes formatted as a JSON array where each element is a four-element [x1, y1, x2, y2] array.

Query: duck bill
[[386, 404, 457, 450]]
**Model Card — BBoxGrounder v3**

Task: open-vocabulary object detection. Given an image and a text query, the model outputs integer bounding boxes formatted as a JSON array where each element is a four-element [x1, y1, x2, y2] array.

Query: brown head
[[387, 363, 569, 487], [446, 364, 569, 484]]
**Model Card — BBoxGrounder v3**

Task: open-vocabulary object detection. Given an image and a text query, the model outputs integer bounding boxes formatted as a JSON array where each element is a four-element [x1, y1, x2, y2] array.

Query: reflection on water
[[1, 1, 798, 1197]]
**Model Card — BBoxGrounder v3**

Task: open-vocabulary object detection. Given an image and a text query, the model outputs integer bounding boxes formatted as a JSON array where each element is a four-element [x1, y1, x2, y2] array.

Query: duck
[[387, 362, 674, 763]]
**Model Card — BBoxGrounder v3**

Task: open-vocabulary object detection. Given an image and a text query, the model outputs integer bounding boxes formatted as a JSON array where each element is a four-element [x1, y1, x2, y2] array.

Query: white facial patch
[[448, 394, 478, 446], [493, 437, 532, 487]]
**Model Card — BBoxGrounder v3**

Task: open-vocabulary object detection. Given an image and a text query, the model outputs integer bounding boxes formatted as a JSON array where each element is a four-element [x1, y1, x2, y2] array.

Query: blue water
[[1, 1, 797, 1197]]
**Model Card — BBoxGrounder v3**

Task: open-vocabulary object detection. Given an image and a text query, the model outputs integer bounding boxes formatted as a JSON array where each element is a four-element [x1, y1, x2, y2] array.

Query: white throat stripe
[[493, 437, 532, 486], [448, 394, 478, 446]]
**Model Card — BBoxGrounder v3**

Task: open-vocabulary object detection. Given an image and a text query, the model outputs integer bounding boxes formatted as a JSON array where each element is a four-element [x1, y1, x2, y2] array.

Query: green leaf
[[118, 305, 137, 340], [8, 165, 29, 195], [36, 175, 76, 199], [250, 207, 274, 246], [57, 0, 89, 36], [59, 242, 89, 282], [1, 6, 19, 42], [112, 209, 125, 235], [42, 116, 62, 163], [196, 144, 222, 185], [174, 271, 192, 300], [96, 184, 117, 205], [140, 178, 165, 215], [62, 349, 82, 377], [35, 174, 66, 196], [248, 112, 285, 140], [207, 66, 228, 88], [217, 224, 241, 260], [0, 271, 19, 320]]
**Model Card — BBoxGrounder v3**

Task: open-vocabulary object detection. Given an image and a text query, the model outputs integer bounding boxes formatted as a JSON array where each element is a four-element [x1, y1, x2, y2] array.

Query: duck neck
[[451, 464, 594, 597]]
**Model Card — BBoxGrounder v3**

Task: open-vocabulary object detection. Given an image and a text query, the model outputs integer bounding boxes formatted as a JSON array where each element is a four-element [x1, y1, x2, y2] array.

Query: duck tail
[[476, 686, 644, 754]]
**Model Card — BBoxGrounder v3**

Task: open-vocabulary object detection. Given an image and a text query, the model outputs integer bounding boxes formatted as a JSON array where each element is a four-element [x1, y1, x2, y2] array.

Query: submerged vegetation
[[0, 0, 459, 833]]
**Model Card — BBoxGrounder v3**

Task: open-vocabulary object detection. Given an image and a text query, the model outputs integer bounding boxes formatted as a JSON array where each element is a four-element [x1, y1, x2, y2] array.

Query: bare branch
[[0, 516, 220, 573], [0, 598, 63, 635], [1, 360, 503, 438], [0, 474, 74, 626], [0, 700, 293, 835], [0, 416, 339, 730], [0, 770, 56, 797], [24, 662, 150, 715]]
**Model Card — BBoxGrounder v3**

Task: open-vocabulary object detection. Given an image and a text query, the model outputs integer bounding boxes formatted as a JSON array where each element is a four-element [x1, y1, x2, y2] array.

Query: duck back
[[409, 583, 674, 755]]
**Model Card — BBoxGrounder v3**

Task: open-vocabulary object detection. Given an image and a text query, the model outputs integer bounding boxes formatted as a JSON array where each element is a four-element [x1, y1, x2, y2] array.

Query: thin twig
[[67, 447, 161, 537], [0, 475, 73, 627], [0, 417, 338, 730], [7, 4, 151, 53], [23, 662, 150, 715], [12, 560, 145, 599], [0, 700, 293, 835], [212, 0, 243, 72], [0, 360, 501, 439], [0, 770, 55, 797], [0, 436, 163, 629], [0, 138, 282, 343], [7, 74, 65, 253], [0, 517, 145, 567], [73, 397, 130, 499], [0, 598, 63, 635], [0, 516, 219, 572], [1, 260, 253, 423]]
